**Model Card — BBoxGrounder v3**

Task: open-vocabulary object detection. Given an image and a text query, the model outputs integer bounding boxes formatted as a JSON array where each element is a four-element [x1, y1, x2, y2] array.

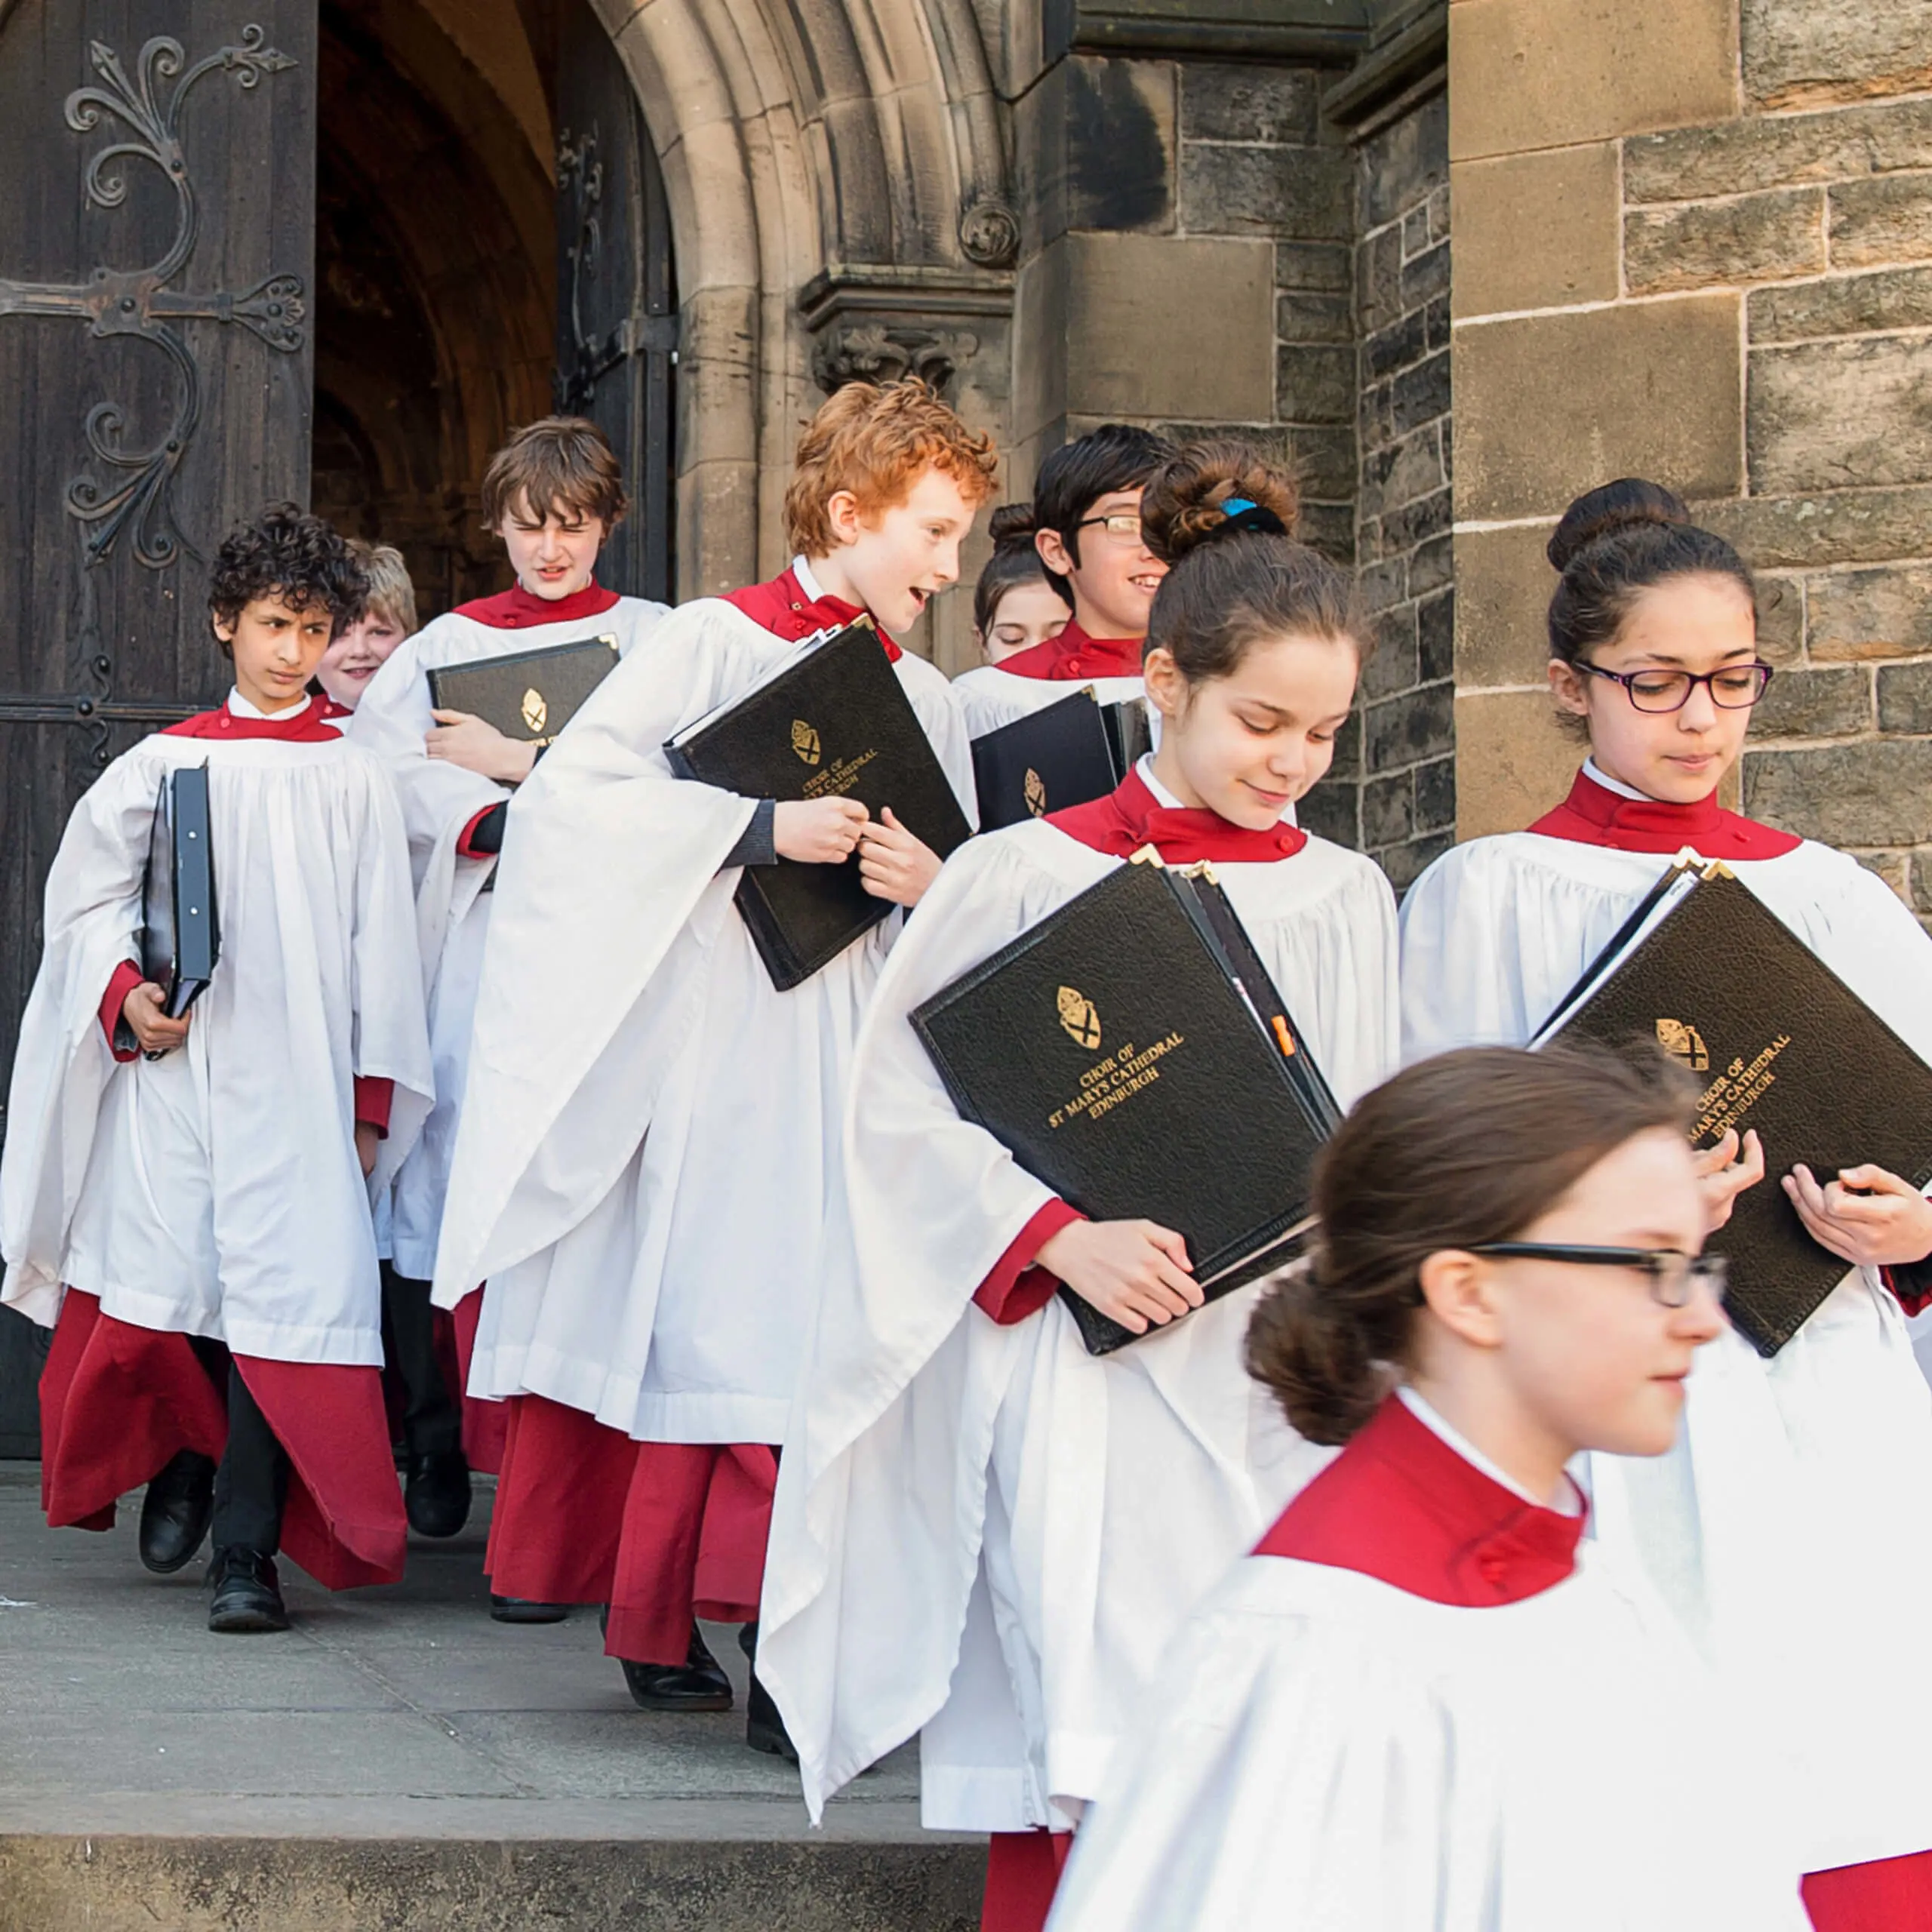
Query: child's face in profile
[[979, 580, 1069, 664], [497, 495, 605, 601], [217, 593, 334, 713], [823, 467, 977, 635], [317, 608, 407, 710]]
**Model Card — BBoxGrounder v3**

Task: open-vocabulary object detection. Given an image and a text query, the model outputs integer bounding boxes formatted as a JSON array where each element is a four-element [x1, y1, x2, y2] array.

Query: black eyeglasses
[[1466, 1243, 1727, 1309], [1577, 661, 1774, 714]]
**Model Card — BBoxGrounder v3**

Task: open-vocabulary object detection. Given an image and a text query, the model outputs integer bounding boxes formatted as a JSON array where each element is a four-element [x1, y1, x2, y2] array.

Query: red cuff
[[456, 806, 497, 859], [974, 1200, 1085, 1325], [1883, 1264, 1932, 1318], [100, 960, 145, 1062], [353, 1076, 394, 1138]]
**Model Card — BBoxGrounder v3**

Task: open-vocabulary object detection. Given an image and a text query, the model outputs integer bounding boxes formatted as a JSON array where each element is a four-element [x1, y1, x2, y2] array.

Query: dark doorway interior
[[311, 0, 558, 616]]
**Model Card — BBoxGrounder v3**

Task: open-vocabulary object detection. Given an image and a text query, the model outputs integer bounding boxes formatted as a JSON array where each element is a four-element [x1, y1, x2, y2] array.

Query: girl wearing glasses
[[758, 445, 1396, 1932], [1401, 478, 1932, 1923], [1048, 1048, 1806, 1930]]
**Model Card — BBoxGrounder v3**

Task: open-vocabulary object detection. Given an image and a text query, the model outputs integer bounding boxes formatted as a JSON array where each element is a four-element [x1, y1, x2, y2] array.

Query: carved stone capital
[[811, 323, 980, 397]]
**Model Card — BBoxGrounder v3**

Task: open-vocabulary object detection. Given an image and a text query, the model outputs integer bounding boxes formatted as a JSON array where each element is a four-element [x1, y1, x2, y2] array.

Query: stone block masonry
[[1450, 0, 1932, 921]]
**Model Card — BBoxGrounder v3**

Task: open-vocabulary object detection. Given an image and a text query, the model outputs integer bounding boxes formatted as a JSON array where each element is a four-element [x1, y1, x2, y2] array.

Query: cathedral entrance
[[0, 0, 675, 1449]]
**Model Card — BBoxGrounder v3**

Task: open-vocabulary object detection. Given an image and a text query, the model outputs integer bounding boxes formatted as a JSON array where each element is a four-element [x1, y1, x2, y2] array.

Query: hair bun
[[1547, 478, 1690, 573], [987, 502, 1038, 549], [1142, 440, 1300, 565]]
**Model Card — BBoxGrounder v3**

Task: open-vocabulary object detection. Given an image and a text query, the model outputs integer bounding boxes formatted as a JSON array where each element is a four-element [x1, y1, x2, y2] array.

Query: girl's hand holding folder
[[1783, 1162, 1932, 1270], [1039, 1218, 1201, 1337], [1694, 1128, 1764, 1233], [122, 980, 190, 1056], [774, 796, 868, 863]]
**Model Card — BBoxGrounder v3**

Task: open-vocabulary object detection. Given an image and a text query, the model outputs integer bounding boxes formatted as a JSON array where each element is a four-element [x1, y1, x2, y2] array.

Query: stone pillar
[[1004, 36, 1359, 670], [1451, 0, 1932, 915]]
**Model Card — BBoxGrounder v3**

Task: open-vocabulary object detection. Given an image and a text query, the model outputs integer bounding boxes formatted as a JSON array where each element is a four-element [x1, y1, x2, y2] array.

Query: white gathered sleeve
[[758, 824, 1397, 1825], [1398, 828, 1932, 1872], [433, 609, 974, 1449], [348, 598, 666, 1281], [2, 752, 163, 1322], [2, 734, 432, 1365], [1046, 1552, 1810, 1932], [949, 663, 1150, 742]]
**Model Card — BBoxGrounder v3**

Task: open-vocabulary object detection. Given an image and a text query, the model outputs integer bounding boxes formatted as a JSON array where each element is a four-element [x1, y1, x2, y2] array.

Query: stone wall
[[1303, 81, 1454, 883], [1002, 51, 1358, 679], [1450, 0, 1932, 914]]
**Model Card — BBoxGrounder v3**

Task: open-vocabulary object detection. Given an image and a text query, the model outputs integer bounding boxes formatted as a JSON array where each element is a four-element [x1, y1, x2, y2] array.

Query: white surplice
[[346, 594, 665, 1281], [429, 600, 974, 1447], [949, 661, 1152, 743], [1045, 1540, 1809, 1931], [758, 820, 1398, 1827], [2, 728, 432, 1364], [1401, 824, 1932, 1873]]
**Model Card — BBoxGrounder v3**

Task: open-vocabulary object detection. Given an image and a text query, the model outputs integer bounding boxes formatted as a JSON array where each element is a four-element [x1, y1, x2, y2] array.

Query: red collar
[[720, 567, 903, 662], [998, 618, 1142, 682], [1257, 1395, 1585, 1607], [452, 581, 621, 629], [1529, 768, 1801, 860], [163, 696, 343, 742], [1048, 767, 1307, 864]]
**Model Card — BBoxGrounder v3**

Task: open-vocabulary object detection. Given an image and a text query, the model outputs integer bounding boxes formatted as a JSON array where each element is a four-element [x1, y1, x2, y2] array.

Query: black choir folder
[[122, 763, 220, 1055], [666, 620, 973, 991], [1534, 854, 1932, 1356], [426, 633, 619, 747], [912, 855, 1341, 1354], [971, 691, 1153, 829]]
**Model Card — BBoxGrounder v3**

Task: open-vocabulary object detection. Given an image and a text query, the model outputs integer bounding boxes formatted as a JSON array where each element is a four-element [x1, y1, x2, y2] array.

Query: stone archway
[[587, 0, 1020, 641]]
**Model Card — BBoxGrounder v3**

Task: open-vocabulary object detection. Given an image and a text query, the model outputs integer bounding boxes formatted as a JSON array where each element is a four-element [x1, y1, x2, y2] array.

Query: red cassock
[[993, 620, 1140, 683]]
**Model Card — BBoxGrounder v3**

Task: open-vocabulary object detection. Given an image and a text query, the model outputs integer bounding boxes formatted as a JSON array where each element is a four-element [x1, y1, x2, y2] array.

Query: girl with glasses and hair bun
[[1048, 1046, 1805, 1930], [1401, 478, 1932, 1924]]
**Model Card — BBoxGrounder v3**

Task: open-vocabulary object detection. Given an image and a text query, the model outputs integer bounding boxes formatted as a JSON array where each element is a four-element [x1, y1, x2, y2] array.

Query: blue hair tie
[[1208, 495, 1287, 542]]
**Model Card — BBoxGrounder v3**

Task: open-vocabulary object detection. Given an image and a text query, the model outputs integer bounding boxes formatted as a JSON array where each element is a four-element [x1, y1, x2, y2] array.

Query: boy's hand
[[427, 710, 537, 784], [355, 1122, 380, 1179], [857, 808, 943, 907], [122, 982, 189, 1055], [774, 797, 869, 864], [1783, 1163, 1932, 1269], [1695, 1128, 1764, 1233], [1038, 1219, 1201, 1337]]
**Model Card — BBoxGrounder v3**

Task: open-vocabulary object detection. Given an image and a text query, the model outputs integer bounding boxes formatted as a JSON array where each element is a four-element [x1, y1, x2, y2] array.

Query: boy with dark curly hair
[[2, 503, 433, 1635]]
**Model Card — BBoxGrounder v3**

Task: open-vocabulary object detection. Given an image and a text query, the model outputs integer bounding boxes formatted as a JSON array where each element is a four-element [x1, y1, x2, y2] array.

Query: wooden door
[[554, 0, 675, 605], [0, 0, 316, 1453]]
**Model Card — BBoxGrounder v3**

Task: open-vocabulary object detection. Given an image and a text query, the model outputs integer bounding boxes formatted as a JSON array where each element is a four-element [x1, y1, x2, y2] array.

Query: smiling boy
[[348, 420, 669, 1554], [951, 424, 1174, 737], [429, 379, 995, 1746], [2, 505, 432, 1635]]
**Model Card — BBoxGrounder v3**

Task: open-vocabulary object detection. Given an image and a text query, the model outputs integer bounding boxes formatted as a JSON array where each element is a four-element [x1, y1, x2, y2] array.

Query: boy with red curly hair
[[430, 380, 995, 1746]]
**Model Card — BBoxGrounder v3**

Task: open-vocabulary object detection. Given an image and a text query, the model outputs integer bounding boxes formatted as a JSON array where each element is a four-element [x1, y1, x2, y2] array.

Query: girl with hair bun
[[1048, 1048, 1807, 1930], [759, 441, 1398, 1932], [1401, 478, 1932, 1921], [972, 505, 1071, 665]]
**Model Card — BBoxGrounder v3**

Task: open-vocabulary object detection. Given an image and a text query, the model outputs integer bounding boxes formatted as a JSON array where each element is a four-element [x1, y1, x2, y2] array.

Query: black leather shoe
[[738, 1623, 798, 1761], [490, 1595, 570, 1624], [405, 1450, 472, 1538], [139, 1450, 217, 1575], [618, 1621, 733, 1712], [207, 1546, 289, 1634]]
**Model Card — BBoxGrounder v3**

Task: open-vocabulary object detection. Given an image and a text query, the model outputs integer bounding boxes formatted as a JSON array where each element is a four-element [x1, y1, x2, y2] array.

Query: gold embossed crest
[[521, 688, 548, 735], [1023, 768, 1048, 817], [1057, 984, 1101, 1050], [791, 719, 822, 766], [1656, 1017, 1709, 1072]]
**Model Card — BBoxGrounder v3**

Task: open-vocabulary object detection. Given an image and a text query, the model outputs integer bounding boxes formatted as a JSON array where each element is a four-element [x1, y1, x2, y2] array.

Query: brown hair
[[349, 540, 418, 637], [784, 379, 998, 558], [1546, 478, 1756, 669], [1140, 439, 1364, 683], [973, 503, 1053, 636], [1246, 1046, 1698, 1446], [480, 417, 628, 533]]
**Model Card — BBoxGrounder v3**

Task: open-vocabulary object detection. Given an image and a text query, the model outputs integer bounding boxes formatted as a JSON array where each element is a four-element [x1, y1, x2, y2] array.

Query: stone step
[[0, 1828, 983, 1931]]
